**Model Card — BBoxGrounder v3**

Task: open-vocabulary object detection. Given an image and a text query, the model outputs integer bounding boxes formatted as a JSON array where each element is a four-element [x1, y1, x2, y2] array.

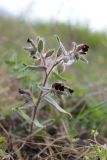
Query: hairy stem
[[30, 73, 48, 133], [30, 58, 63, 133]]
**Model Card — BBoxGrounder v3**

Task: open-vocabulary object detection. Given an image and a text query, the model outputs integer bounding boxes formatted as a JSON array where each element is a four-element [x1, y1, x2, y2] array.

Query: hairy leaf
[[20, 102, 34, 109], [55, 35, 67, 55], [80, 55, 88, 64], [38, 39, 44, 53], [44, 95, 71, 117], [15, 109, 43, 128], [23, 64, 46, 71], [56, 47, 62, 57], [46, 49, 55, 58], [53, 71, 66, 81]]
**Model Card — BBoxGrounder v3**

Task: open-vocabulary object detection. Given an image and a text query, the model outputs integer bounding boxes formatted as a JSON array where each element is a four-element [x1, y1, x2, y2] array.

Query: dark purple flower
[[52, 82, 64, 92], [81, 44, 89, 53], [52, 82, 74, 94]]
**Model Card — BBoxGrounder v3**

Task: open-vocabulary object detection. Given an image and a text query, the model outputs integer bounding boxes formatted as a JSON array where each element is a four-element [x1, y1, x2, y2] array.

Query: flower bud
[[18, 88, 32, 103], [24, 38, 37, 58], [76, 44, 89, 53]]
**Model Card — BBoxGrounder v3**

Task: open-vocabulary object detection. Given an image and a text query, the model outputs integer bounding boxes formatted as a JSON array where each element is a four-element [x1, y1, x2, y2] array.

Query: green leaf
[[46, 49, 55, 58], [15, 109, 43, 128], [53, 71, 66, 81], [44, 95, 71, 117], [23, 64, 46, 71], [55, 35, 67, 55], [20, 102, 34, 109], [80, 55, 88, 64], [34, 119, 44, 128], [38, 39, 44, 53], [56, 47, 62, 57], [55, 35, 60, 43]]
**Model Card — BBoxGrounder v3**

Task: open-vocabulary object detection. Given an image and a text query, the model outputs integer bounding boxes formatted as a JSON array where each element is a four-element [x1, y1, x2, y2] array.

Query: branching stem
[[30, 58, 63, 133]]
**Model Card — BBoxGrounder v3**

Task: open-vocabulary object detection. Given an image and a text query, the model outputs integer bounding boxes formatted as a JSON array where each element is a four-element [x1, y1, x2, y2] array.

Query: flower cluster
[[23, 36, 89, 73], [22, 36, 89, 97], [56, 36, 89, 70]]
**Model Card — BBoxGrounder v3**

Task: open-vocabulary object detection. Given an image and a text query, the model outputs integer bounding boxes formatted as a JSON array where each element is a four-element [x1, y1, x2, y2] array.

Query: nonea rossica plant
[[14, 35, 89, 133]]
